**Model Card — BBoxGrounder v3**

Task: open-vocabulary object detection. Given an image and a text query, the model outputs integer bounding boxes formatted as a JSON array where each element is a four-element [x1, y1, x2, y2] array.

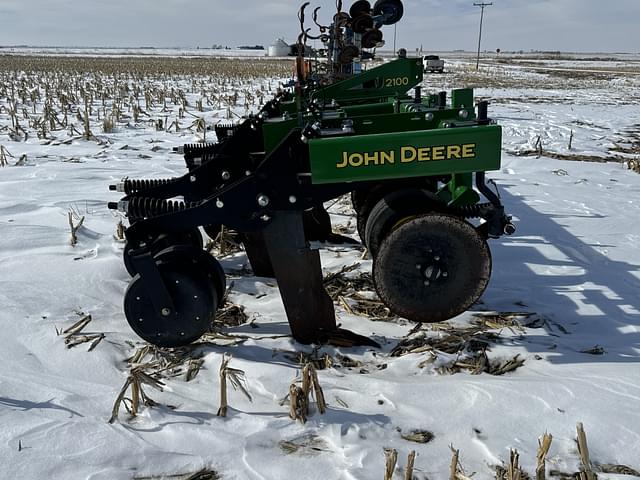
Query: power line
[[473, 2, 492, 70]]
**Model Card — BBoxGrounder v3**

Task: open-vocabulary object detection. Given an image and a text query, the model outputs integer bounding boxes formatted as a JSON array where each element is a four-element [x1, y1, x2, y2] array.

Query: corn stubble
[[287, 362, 327, 423], [0, 55, 292, 155]]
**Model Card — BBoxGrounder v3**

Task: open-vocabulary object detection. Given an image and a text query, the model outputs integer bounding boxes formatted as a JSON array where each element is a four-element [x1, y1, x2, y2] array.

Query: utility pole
[[393, 23, 397, 54], [473, 2, 492, 70]]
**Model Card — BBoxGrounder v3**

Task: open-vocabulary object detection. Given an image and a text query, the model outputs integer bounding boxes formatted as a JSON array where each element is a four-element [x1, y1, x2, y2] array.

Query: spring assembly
[[182, 143, 218, 158], [127, 197, 200, 221], [122, 178, 177, 195], [452, 202, 493, 219], [214, 123, 239, 140]]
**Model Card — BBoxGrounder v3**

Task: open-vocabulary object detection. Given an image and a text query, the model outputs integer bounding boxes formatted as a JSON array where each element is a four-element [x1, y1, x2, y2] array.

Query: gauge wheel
[[364, 189, 444, 257], [373, 213, 491, 322], [153, 245, 226, 302], [124, 263, 218, 347]]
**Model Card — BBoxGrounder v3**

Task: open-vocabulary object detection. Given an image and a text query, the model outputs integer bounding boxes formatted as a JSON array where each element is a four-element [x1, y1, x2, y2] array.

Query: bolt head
[[161, 308, 171, 317], [221, 170, 231, 181], [257, 195, 270, 207], [289, 196, 297, 204]]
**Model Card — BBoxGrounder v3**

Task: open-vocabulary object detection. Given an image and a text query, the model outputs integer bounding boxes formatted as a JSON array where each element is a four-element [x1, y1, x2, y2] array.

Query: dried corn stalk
[[536, 433, 553, 480], [288, 384, 308, 423], [60, 313, 105, 351], [287, 362, 327, 422], [384, 448, 398, 480], [109, 366, 164, 423], [576, 423, 597, 480], [216, 354, 251, 417], [68, 210, 85, 246], [404, 451, 416, 480], [450, 446, 473, 480]]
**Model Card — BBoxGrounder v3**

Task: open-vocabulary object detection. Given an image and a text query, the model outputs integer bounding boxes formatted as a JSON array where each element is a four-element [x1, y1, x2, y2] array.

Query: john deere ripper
[[108, 0, 514, 348]]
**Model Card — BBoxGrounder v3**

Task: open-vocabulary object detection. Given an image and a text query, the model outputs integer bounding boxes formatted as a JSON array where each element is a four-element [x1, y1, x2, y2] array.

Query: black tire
[[373, 0, 404, 25], [355, 185, 395, 244], [373, 214, 491, 323], [124, 263, 217, 347], [364, 189, 445, 257], [354, 180, 439, 245]]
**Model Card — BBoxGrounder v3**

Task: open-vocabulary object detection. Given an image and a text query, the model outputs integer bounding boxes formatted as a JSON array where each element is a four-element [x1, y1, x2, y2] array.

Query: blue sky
[[0, 0, 638, 52]]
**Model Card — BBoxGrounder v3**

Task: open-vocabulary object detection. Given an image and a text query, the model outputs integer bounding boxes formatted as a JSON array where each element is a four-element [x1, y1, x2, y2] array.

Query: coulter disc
[[373, 0, 404, 25], [349, 0, 372, 18]]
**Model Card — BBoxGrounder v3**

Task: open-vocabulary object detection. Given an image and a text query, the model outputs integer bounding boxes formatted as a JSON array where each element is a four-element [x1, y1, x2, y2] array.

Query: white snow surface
[[0, 55, 639, 479]]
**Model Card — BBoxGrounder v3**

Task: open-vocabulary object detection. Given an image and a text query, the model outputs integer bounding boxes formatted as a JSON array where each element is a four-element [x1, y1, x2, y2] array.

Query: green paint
[[308, 125, 502, 184], [311, 57, 424, 104]]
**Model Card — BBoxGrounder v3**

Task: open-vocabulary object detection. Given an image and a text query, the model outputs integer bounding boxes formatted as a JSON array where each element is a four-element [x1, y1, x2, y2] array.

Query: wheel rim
[[373, 214, 491, 322]]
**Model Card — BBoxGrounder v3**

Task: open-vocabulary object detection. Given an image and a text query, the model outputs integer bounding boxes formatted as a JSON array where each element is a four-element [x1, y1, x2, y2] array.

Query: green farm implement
[[108, 0, 514, 348]]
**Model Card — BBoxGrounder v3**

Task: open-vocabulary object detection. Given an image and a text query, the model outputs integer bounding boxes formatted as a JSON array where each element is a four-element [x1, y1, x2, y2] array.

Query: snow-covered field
[[1, 53, 639, 479]]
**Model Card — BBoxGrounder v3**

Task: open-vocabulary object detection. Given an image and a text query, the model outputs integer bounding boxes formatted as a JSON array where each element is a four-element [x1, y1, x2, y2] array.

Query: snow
[[0, 46, 270, 58], [1, 52, 639, 479]]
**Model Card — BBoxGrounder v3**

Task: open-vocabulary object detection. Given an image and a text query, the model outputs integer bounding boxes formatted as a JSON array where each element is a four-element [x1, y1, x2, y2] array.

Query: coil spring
[[452, 202, 493, 219], [182, 143, 217, 157], [214, 124, 238, 139], [127, 197, 200, 220], [124, 178, 176, 195]]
